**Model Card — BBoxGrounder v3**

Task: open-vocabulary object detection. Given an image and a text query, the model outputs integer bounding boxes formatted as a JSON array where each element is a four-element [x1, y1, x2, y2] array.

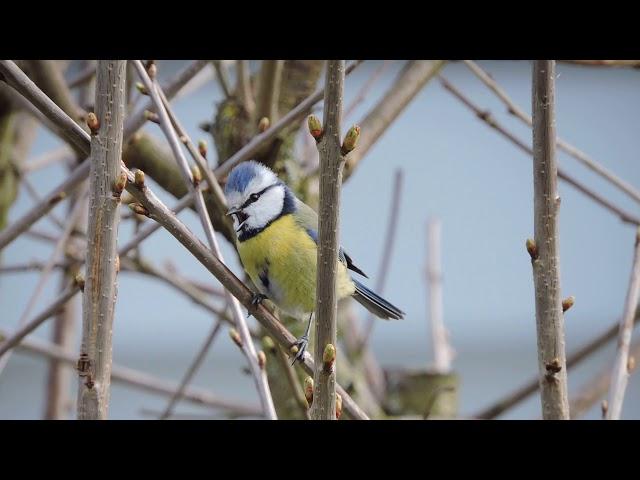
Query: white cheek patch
[[245, 187, 285, 230], [225, 190, 243, 210]]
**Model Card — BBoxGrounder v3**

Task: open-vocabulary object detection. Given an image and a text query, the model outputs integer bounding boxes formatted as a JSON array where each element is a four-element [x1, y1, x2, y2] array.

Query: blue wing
[[304, 228, 368, 278]]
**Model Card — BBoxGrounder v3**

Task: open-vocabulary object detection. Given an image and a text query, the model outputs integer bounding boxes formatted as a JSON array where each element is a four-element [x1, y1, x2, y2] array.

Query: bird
[[224, 160, 404, 364]]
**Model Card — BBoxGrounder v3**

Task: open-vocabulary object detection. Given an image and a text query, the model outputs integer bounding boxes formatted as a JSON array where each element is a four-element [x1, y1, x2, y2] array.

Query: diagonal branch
[[0, 59, 369, 420], [343, 60, 445, 181], [605, 228, 640, 419], [134, 60, 277, 419], [439, 75, 640, 227], [0, 327, 261, 416], [463, 60, 640, 206]]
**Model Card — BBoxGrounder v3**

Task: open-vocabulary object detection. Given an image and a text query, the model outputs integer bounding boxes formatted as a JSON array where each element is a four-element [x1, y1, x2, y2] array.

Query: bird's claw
[[291, 335, 308, 365], [247, 293, 268, 318]]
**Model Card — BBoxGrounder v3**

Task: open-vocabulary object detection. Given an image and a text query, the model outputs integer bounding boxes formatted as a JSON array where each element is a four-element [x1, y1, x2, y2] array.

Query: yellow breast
[[237, 215, 355, 318]]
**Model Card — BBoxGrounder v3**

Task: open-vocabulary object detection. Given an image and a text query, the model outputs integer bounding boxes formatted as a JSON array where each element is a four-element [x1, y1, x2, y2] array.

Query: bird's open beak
[[227, 208, 249, 232]]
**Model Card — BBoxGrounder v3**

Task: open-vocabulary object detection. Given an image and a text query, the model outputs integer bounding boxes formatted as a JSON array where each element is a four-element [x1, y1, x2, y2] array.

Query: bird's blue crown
[[224, 161, 273, 194]]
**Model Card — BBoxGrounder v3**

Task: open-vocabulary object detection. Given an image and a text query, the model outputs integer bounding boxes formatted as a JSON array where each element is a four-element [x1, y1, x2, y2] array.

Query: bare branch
[[76, 60, 126, 420], [158, 319, 224, 419], [212, 60, 231, 99], [309, 60, 346, 420], [0, 60, 369, 420], [606, 228, 640, 419], [134, 60, 277, 419], [439, 75, 640, 226], [236, 60, 256, 117], [474, 305, 640, 419], [571, 339, 640, 418], [256, 60, 284, 123], [0, 327, 261, 416], [426, 217, 454, 373], [463, 60, 640, 206], [343, 60, 445, 181], [531, 60, 569, 419], [558, 60, 640, 68], [0, 60, 205, 252]]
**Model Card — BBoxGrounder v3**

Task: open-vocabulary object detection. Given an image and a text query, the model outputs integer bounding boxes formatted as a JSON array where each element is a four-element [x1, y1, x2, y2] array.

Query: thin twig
[[606, 228, 640, 419], [426, 217, 454, 373], [256, 60, 284, 123], [212, 61, 231, 99], [0, 60, 362, 252], [0, 327, 262, 416], [344, 60, 393, 119], [358, 169, 404, 349], [135, 60, 277, 419], [21, 146, 72, 173], [530, 60, 569, 419], [463, 60, 640, 206], [571, 339, 640, 419], [1, 61, 369, 420], [473, 306, 640, 419], [67, 63, 97, 89], [558, 60, 640, 68], [0, 187, 86, 375], [439, 75, 640, 226], [158, 319, 224, 419], [343, 60, 445, 181], [0, 60, 203, 251], [236, 60, 256, 117]]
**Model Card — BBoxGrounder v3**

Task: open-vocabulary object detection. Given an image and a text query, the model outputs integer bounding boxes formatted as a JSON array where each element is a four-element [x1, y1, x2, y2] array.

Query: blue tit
[[224, 160, 404, 363]]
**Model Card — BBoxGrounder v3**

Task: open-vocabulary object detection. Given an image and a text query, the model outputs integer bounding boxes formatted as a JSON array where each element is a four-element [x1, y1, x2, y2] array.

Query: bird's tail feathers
[[352, 279, 404, 320]]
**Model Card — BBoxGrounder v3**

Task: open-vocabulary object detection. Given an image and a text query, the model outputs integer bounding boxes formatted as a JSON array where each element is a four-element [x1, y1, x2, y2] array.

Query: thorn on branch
[[307, 114, 323, 141], [86, 112, 99, 134], [526, 238, 538, 261], [322, 343, 336, 373], [562, 296, 575, 313], [628, 356, 636, 373], [115, 255, 120, 273], [341, 124, 361, 156]]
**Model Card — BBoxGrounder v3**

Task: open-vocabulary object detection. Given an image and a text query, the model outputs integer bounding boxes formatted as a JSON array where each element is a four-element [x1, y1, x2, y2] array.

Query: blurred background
[[1, 60, 639, 419]]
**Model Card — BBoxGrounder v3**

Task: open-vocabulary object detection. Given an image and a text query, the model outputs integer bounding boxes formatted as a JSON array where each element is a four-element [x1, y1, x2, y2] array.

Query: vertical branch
[[426, 217, 453, 373], [236, 60, 255, 118], [310, 60, 346, 420], [256, 60, 284, 124], [530, 60, 570, 420], [133, 60, 277, 419], [45, 60, 95, 420], [76, 60, 126, 420], [606, 228, 640, 419]]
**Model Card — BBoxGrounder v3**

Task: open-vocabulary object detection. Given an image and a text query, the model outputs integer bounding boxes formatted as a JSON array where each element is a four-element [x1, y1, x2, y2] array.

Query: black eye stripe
[[241, 183, 278, 209]]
